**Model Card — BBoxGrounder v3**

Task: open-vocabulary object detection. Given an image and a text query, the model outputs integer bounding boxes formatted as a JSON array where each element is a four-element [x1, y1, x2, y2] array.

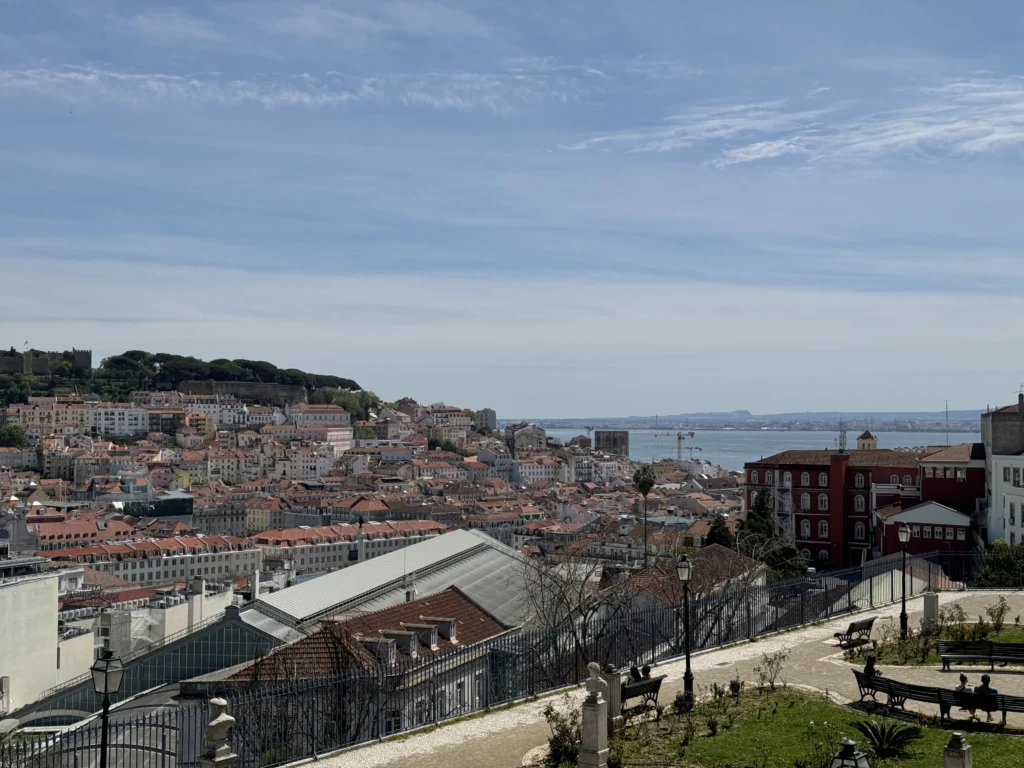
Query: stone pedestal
[[199, 698, 237, 768], [923, 592, 940, 632], [944, 733, 972, 768], [600, 664, 623, 735], [579, 663, 609, 768]]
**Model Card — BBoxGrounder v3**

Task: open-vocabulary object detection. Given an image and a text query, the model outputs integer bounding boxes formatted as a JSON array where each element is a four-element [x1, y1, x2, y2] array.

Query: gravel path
[[313, 591, 1024, 768]]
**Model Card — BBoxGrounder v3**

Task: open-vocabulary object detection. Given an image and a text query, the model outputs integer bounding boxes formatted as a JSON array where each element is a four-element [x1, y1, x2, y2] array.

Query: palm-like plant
[[852, 718, 923, 759], [633, 464, 656, 567]]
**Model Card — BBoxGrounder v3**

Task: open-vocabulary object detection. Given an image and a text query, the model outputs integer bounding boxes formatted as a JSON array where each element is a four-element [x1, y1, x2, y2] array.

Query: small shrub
[[986, 596, 1010, 634], [942, 604, 969, 641], [852, 717, 924, 759], [542, 695, 581, 768], [672, 690, 692, 716], [754, 648, 790, 693], [971, 616, 992, 641], [729, 676, 743, 699], [706, 715, 719, 736]]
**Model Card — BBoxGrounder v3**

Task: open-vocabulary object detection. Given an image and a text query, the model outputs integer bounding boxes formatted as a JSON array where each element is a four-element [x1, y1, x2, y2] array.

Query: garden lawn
[[846, 626, 1024, 669], [616, 688, 1024, 768]]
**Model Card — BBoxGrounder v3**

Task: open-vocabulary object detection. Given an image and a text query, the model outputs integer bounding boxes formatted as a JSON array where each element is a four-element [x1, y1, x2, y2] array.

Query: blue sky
[[2, 1, 1024, 417]]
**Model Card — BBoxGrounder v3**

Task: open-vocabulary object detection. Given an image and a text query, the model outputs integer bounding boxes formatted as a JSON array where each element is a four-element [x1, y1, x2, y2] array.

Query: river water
[[543, 429, 981, 472]]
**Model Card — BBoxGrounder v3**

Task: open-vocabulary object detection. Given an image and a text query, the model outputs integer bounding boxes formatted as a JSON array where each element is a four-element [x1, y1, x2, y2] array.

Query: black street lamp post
[[677, 557, 694, 710], [91, 649, 125, 768], [898, 523, 911, 639]]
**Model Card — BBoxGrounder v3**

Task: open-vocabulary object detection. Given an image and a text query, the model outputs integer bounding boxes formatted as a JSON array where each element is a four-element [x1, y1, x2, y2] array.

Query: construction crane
[[676, 432, 684, 463], [683, 446, 703, 461]]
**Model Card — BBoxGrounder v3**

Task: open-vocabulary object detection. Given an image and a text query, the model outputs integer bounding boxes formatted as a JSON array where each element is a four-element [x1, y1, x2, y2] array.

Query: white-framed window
[[926, 466, 934, 478], [946, 527, 954, 540], [855, 473, 864, 488], [750, 470, 758, 484], [818, 519, 829, 538], [1011, 502, 1016, 526], [854, 522, 865, 540], [818, 550, 828, 561], [801, 519, 811, 538], [956, 468, 965, 482], [912, 525, 920, 537], [801, 472, 810, 486], [783, 471, 792, 485], [1004, 467, 1012, 482], [818, 472, 828, 487], [923, 526, 932, 538], [854, 495, 865, 512], [903, 475, 913, 486], [750, 491, 759, 508], [890, 474, 899, 484], [801, 549, 811, 560], [957, 528, 966, 541], [818, 493, 829, 511], [765, 471, 773, 484], [800, 493, 810, 510]]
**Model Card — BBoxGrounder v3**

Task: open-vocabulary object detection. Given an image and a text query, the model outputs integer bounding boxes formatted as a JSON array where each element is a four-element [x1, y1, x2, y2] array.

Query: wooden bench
[[937, 641, 1024, 671], [834, 616, 878, 647], [852, 670, 1024, 726], [621, 675, 666, 721]]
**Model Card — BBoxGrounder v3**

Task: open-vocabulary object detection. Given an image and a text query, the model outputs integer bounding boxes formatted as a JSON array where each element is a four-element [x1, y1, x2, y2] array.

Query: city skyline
[[4, 1, 1024, 414]]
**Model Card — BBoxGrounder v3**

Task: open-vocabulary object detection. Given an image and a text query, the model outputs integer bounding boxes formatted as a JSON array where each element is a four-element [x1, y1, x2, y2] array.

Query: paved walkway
[[317, 592, 1024, 768]]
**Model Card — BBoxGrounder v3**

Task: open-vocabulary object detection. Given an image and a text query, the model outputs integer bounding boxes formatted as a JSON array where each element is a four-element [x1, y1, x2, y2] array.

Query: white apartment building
[[514, 456, 569, 485], [252, 521, 446, 576], [90, 404, 150, 437], [48, 538, 264, 584], [245, 405, 285, 427], [427, 405, 472, 430], [180, 395, 247, 427], [989, 454, 1024, 545]]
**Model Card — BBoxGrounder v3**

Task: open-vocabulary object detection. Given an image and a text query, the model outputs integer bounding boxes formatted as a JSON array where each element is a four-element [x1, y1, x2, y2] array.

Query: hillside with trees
[[0, 350, 366, 408]]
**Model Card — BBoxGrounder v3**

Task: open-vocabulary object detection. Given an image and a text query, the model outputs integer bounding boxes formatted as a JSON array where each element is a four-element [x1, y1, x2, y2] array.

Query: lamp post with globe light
[[91, 649, 124, 768], [898, 523, 912, 638], [677, 557, 694, 710]]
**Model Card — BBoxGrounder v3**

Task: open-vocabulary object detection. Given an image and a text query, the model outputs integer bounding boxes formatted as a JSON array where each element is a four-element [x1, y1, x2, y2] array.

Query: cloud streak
[[0, 65, 595, 111], [563, 76, 1024, 165]]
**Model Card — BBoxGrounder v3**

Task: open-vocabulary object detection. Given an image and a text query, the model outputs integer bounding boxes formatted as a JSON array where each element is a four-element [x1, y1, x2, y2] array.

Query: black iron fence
[[0, 701, 205, 768], [1, 549, 979, 768]]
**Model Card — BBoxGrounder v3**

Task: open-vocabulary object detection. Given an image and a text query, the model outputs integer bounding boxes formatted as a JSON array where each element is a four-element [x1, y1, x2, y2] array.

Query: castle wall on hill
[[178, 380, 308, 406]]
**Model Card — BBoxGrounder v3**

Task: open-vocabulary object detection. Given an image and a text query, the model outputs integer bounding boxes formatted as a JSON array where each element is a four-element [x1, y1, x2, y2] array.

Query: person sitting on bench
[[641, 665, 652, 680], [955, 673, 976, 719], [976, 674, 998, 722], [863, 655, 883, 677], [629, 666, 642, 683]]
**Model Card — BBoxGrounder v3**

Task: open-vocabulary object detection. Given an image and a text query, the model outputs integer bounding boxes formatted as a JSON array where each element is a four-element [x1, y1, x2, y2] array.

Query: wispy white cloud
[[560, 101, 834, 153], [564, 76, 1024, 165], [0, 65, 590, 111]]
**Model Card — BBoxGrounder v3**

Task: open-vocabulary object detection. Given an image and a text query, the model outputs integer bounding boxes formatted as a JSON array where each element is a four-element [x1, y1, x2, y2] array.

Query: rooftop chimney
[[1018, 393, 1023, 414]]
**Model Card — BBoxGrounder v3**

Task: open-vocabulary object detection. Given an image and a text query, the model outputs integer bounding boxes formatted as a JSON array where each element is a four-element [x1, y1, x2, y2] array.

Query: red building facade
[[874, 501, 974, 556], [745, 443, 986, 569]]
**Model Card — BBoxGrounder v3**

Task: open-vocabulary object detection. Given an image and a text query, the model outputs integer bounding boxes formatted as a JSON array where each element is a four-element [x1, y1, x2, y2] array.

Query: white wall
[[0, 574, 58, 712], [990, 454, 1024, 544], [56, 631, 95, 686]]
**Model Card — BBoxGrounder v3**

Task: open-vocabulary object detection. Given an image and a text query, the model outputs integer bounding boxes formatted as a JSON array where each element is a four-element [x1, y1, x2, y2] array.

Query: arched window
[[750, 492, 758, 508], [890, 474, 899, 484], [750, 470, 758, 484], [854, 521, 866, 540], [818, 550, 829, 561], [818, 493, 829, 511], [819, 472, 828, 487], [818, 519, 829, 538], [765, 471, 773, 484], [855, 473, 864, 489], [800, 519, 811, 538], [854, 495, 865, 512], [801, 472, 810, 486], [800, 493, 810, 510], [801, 549, 811, 560], [903, 475, 912, 486], [783, 471, 792, 485]]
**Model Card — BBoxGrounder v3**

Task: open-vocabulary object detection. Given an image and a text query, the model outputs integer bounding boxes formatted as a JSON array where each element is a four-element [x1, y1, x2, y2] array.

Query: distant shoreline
[[528, 426, 979, 434]]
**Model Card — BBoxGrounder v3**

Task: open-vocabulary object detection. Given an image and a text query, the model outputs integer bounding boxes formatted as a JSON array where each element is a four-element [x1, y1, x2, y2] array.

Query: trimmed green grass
[[616, 688, 1024, 768]]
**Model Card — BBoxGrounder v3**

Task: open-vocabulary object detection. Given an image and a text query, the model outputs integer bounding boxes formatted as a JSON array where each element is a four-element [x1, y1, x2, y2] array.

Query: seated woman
[[863, 655, 883, 677]]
